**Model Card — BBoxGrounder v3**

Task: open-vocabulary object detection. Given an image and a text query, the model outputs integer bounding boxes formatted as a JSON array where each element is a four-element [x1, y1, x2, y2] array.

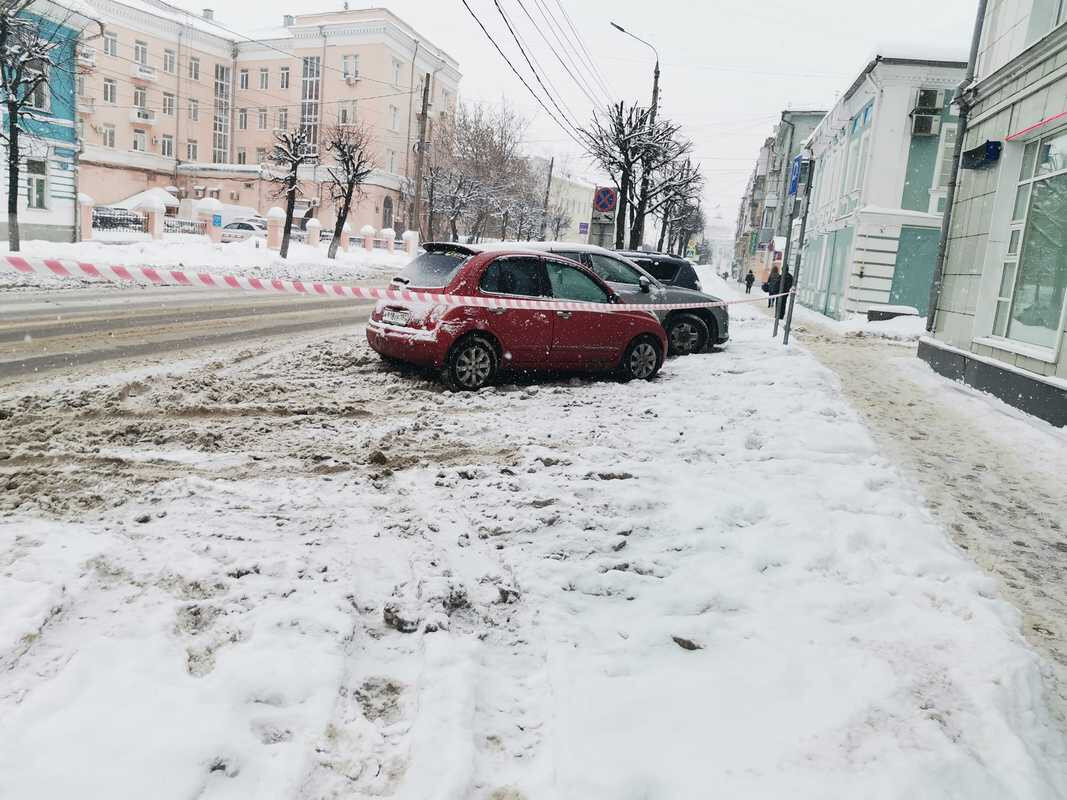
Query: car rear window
[[641, 260, 678, 282], [395, 250, 470, 288]]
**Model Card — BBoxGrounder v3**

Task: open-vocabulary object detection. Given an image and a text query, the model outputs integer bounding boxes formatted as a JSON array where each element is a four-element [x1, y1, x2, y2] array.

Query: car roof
[[463, 240, 617, 255], [617, 250, 686, 261]]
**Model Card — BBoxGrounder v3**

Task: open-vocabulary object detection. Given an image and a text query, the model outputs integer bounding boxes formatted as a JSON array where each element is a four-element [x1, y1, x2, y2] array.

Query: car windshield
[[587, 253, 643, 285], [395, 250, 471, 288]]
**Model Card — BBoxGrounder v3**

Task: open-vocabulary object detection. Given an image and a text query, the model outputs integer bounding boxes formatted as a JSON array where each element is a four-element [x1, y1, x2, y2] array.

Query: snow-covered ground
[[0, 237, 411, 289], [1, 288, 1065, 798]]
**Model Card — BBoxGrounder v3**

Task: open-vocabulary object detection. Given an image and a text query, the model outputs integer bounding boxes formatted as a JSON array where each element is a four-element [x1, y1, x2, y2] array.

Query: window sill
[[973, 335, 1058, 364]]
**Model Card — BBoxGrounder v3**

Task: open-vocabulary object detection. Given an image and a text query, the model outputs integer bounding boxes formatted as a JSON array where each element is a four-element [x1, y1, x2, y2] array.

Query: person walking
[[744, 270, 755, 294], [765, 266, 781, 307]]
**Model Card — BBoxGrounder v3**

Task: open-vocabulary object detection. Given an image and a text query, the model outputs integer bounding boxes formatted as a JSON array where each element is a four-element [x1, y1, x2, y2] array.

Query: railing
[[130, 63, 156, 82], [130, 108, 157, 125], [163, 217, 207, 235], [92, 207, 148, 234]]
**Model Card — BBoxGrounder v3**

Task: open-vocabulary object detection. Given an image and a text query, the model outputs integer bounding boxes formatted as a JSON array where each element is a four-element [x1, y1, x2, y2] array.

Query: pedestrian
[[777, 269, 795, 319], [766, 266, 781, 307], [744, 270, 755, 294]]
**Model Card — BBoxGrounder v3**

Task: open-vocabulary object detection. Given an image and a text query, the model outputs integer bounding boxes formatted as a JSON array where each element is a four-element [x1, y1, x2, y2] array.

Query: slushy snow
[[0, 287, 1065, 798]]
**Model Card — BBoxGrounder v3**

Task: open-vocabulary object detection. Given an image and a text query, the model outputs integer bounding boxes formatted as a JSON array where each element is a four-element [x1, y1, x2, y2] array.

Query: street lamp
[[611, 21, 660, 248]]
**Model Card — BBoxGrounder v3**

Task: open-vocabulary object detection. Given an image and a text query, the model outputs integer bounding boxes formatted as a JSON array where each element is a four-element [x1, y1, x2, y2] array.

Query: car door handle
[[490, 307, 506, 315], [556, 311, 572, 319]]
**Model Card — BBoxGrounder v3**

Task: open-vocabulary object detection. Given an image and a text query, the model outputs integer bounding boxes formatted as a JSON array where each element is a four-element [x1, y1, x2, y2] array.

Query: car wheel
[[444, 336, 498, 391], [666, 313, 709, 356], [619, 336, 663, 382]]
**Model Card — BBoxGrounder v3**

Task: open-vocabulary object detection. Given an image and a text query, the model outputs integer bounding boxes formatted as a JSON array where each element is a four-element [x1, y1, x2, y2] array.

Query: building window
[[239, 69, 248, 89], [257, 107, 267, 129], [277, 107, 288, 129], [389, 104, 398, 131], [382, 195, 393, 229], [188, 98, 199, 121], [134, 40, 148, 65], [212, 63, 232, 164], [387, 149, 396, 173], [995, 129, 1067, 350], [133, 87, 146, 108], [163, 93, 175, 115], [102, 124, 115, 148], [26, 159, 46, 209], [161, 134, 174, 157], [103, 79, 116, 104], [187, 139, 198, 160], [280, 66, 290, 89], [342, 54, 358, 78], [256, 147, 266, 163], [338, 100, 355, 125], [259, 68, 269, 90], [189, 56, 200, 80], [163, 49, 176, 73], [132, 128, 147, 151], [237, 147, 246, 164], [25, 59, 48, 110], [300, 55, 322, 155], [238, 108, 247, 130], [103, 32, 117, 56], [934, 124, 959, 190], [392, 59, 401, 85]]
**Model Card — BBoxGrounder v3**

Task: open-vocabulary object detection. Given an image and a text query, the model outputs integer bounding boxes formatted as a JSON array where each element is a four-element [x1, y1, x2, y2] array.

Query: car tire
[[443, 335, 498, 391], [619, 336, 663, 382], [665, 313, 709, 356]]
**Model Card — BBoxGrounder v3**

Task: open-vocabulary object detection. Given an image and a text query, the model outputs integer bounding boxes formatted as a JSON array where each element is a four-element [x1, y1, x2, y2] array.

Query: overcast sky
[[212, 0, 979, 237]]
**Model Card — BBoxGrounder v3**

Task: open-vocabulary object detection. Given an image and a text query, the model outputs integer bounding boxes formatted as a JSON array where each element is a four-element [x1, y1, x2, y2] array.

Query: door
[[477, 255, 554, 368], [891, 226, 939, 315], [544, 259, 633, 368]]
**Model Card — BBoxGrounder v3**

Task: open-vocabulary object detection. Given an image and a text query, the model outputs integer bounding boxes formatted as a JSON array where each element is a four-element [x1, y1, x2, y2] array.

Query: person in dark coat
[[765, 266, 781, 307], [777, 269, 795, 319], [744, 270, 755, 294]]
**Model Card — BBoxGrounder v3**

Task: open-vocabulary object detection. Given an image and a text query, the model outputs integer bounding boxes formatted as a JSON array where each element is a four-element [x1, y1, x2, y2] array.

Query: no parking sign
[[592, 186, 617, 223]]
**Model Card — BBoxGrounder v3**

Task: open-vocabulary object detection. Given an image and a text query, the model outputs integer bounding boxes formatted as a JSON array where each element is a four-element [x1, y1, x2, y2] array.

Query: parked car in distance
[[615, 250, 703, 291], [367, 243, 667, 390], [220, 218, 267, 242], [478, 241, 727, 356]]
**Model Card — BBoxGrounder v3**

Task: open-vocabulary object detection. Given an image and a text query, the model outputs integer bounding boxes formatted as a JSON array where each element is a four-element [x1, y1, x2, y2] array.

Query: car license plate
[[382, 308, 410, 326]]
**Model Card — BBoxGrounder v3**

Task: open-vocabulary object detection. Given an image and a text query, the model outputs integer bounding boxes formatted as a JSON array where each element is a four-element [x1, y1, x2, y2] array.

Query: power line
[[529, 0, 610, 107], [459, 0, 586, 150], [510, 0, 604, 110], [550, 0, 615, 102], [493, 0, 580, 132]]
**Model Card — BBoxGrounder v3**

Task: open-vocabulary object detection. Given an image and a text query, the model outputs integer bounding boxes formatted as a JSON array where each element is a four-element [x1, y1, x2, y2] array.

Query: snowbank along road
[[1, 298, 1066, 798]]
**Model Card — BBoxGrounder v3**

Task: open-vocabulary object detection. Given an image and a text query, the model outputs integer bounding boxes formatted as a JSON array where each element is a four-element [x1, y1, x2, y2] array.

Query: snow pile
[[0, 238, 412, 289], [0, 311, 1065, 797]]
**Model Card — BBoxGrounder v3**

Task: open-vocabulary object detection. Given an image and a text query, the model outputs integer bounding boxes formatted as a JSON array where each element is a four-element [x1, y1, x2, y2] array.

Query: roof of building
[[113, 187, 180, 210], [842, 55, 968, 102]]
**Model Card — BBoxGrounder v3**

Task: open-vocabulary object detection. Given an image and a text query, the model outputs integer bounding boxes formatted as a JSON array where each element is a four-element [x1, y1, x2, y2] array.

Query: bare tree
[[653, 157, 704, 250], [0, 0, 85, 250], [267, 126, 315, 258], [546, 198, 572, 240], [579, 101, 652, 249], [323, 122, 374, 259]]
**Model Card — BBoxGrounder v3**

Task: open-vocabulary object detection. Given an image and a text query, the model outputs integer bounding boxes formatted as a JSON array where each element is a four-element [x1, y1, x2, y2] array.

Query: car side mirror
[[638, 275, 651, 293]]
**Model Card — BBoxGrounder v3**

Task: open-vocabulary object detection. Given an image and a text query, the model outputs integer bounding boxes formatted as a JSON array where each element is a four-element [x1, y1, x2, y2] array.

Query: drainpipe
[[229, 44, 237, 164], [926, 0, 989, 332], [175, 29, 184, 184], [404, 40, 421, 185]]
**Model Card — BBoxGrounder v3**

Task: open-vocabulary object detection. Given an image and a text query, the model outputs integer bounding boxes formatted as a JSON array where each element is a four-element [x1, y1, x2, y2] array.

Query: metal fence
[[91, 207, 148, 234], [163, 217, 207, 236]]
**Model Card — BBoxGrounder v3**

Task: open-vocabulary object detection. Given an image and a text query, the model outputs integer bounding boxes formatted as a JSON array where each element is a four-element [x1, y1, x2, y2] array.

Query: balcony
[[77, 46, 96, 69], [130, 107, 157, 125], [130, 63, 156, 82], [78, 95, 95, 113]]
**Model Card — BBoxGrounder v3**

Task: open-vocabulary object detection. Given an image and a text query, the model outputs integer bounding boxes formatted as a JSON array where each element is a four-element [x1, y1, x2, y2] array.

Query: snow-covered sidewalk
[[1, 298, 1065, 798]]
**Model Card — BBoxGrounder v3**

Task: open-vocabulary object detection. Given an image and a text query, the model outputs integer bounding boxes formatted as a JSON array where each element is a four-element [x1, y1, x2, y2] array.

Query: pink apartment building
[[76, 0, 460, 232]]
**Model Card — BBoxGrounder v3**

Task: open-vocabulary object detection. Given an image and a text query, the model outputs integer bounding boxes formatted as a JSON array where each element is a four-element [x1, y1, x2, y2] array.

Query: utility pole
[[781, 151, 817, 346], [539, 156, 554, 240], [412, 71, 431, 239]]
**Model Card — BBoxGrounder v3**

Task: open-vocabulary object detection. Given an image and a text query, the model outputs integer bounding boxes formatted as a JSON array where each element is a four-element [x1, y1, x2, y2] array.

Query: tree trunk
[[280, 173, 297, 259], [500, 211, 508, 240], [426, 178, 436, 241], [328, 185, 354, 260], [614, 170, 630, 250], [657, 203, 671, 252], [449, 215, 459, 241], [7, 110, 21, 252]]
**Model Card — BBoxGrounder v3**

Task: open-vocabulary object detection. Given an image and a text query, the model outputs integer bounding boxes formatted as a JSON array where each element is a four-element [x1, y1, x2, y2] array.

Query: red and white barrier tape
[[2, 255, 793, 314]]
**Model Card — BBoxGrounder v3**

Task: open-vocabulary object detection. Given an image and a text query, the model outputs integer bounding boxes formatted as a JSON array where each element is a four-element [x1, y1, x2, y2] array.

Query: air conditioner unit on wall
[[912, 114, 941, 136], [915, 88, 941, 111]]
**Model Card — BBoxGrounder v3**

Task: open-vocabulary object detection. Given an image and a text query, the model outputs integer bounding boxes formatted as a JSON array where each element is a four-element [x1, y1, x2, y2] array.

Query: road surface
[[0, 284, 376, 383]]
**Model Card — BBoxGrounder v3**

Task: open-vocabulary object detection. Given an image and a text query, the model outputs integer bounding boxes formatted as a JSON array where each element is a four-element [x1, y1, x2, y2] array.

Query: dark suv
[[615, 250, 702, 291]]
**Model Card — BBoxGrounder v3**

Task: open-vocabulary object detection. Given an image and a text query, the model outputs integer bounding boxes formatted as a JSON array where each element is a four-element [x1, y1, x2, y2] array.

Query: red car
[[366, 243, 667, 390]]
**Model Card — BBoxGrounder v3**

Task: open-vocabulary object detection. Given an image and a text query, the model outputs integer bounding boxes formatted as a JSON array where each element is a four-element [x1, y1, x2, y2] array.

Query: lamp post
[[611, 21, 659, 249]]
